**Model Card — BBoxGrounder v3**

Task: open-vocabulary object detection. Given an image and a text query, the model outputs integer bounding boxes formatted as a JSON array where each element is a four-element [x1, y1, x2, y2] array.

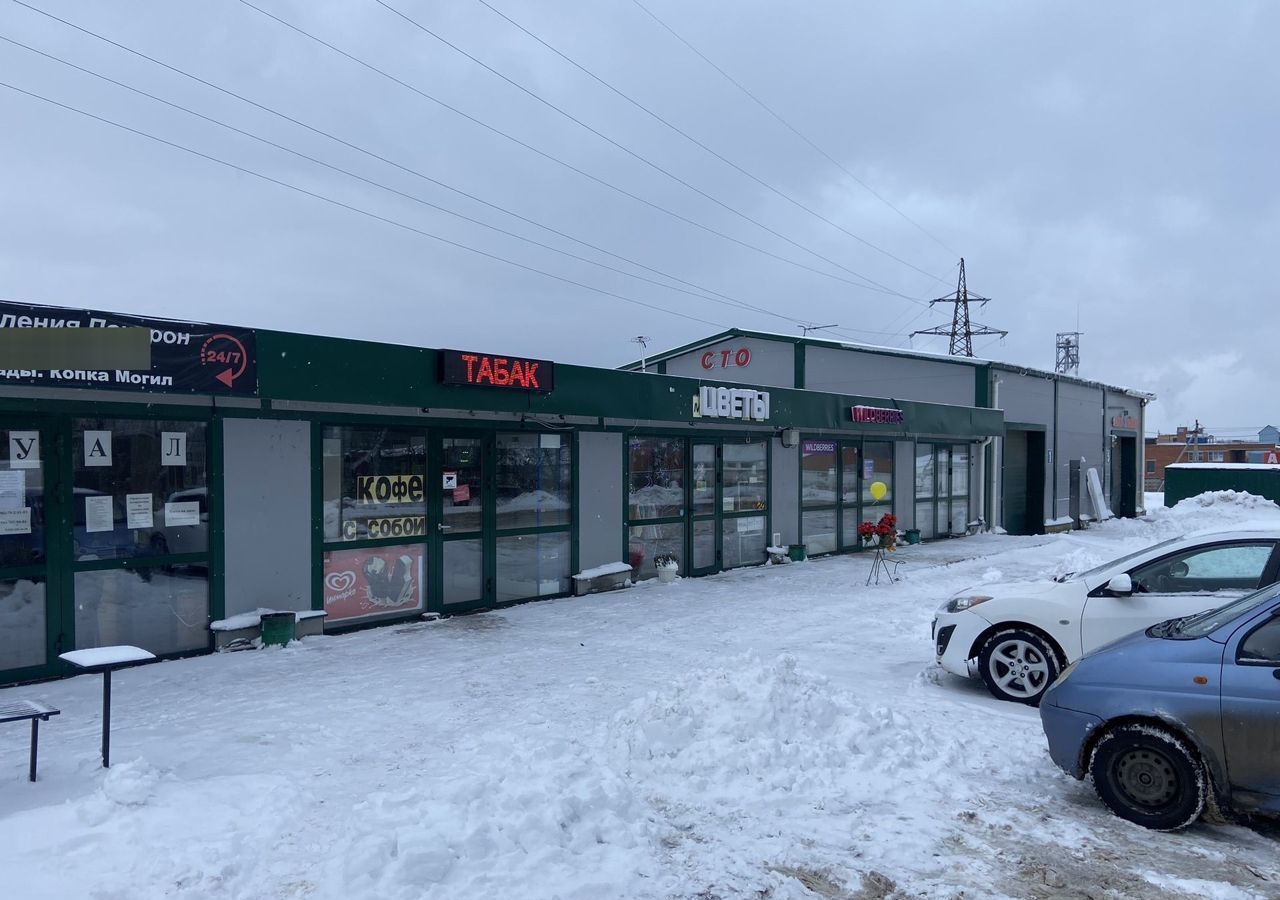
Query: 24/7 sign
[[439, 349, 554, 392]]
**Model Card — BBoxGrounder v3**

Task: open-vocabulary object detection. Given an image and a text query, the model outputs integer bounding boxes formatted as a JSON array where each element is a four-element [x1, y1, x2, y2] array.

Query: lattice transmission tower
[[1055, 332, 1081, 375], [911, 258, 1007, 356]]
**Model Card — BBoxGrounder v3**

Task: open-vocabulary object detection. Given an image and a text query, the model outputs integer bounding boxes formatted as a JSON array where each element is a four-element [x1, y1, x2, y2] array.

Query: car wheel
[[976, 628, 1061, 705], [1089, 724, 1206, 831]]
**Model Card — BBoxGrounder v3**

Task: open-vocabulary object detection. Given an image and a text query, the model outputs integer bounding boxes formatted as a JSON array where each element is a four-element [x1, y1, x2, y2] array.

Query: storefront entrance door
[[0, 418, 61, 683], [690, 442, 719, 574], [436, 434, 491, 609]]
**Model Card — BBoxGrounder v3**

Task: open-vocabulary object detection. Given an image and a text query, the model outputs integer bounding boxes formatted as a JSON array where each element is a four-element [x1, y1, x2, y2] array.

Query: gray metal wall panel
[[1056, 382, 1104, 517], [663, 336, 795, 387], [804, 346, 975, 406], [995, 373, 1054, 524], [771, 439, 799, 544], [578, 431, 624, 570], [222, 418, 312, 616]]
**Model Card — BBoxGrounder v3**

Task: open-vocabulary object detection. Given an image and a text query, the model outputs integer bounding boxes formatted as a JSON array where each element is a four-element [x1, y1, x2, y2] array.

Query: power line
[[462, 0, 949, 286], [0, 78, 736, 330], [230, 0, 929, 305], [8, 2, 822, 325], [629, 0, 957, 258], [0, 32, 834, 330], [14, 1, 904, 307]]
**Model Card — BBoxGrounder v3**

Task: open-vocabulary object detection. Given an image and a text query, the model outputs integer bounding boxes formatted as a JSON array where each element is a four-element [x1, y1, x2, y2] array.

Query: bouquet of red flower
[[857, 521, 876, 540], [874, 513, 898, 550]]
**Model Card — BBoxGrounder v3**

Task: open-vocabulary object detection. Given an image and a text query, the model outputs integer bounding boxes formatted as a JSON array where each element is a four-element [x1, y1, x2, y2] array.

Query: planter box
[[572, 562, 633, 597]]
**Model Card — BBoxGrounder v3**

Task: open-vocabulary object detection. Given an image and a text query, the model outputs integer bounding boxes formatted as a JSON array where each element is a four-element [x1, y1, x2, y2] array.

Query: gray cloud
[[1, 0, 1275, 435]]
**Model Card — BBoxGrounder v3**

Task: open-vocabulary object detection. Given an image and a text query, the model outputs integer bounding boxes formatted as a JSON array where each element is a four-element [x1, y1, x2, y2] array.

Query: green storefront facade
[[0, 305, 1002, 685]]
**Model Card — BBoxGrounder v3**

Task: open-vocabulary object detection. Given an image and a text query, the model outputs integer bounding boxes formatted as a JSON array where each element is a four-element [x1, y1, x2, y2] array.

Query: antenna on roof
[[631, 335, 652, 373], [799, 323, 838, 336]]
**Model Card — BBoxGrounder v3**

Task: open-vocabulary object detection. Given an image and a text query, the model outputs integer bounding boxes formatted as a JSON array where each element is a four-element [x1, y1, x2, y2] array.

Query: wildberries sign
[[439, 349, 554, 392], [851, 405, 905, 426]]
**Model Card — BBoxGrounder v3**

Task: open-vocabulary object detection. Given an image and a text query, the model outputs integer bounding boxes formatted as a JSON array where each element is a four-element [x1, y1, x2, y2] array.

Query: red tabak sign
[[439, 349, 554, 392]]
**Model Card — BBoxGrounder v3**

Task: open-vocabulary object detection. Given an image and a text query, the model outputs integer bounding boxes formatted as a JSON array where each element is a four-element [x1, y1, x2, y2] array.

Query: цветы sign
[[693, 386, 770, 421]]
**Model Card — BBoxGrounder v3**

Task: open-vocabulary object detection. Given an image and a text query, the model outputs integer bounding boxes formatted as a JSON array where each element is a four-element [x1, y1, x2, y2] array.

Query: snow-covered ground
[[2, 493, 1279, 899]]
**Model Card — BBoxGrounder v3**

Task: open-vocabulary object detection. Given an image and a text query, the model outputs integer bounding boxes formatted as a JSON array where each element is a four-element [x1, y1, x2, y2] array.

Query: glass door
[[437, 434, 489, 609], [0, 418, 60, 682], [690, 442, 718, 574]]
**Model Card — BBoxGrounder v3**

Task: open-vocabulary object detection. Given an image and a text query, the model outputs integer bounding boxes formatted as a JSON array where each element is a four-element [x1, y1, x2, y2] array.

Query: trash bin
[[787, 544, 807, 562], [905, 529, 921, 545], [260, 612, 295, 647]]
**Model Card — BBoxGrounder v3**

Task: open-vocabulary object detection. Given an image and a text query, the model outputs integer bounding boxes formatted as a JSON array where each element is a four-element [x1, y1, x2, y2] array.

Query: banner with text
[[0, 301, 257, 395]]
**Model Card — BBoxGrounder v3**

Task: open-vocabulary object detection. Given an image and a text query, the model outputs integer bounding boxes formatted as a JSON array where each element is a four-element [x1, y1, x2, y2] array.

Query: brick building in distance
[[1144, 424, 1280, 490]]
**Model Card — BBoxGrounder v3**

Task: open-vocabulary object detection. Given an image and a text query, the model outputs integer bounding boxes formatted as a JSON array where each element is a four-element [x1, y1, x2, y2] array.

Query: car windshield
[[1069, 537, 1184, 582], [1175, 584, 1280, 638]]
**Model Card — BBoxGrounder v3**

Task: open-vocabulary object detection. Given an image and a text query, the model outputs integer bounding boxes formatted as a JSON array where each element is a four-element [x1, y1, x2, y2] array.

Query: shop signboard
[[699, 347, 752, 370], [851, 405, 905, 426], [439, 349, 554, 392], [0, 300, 257, 395], [693, 386, 770, 421], [801, 440, 836, 455], [323, 545, 425, 622]]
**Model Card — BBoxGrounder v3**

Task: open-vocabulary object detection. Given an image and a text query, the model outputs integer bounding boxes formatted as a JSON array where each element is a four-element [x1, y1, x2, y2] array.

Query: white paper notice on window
[[539, 433, 561, 449], [0, 507, 31, 535], [85, 494, 115, 533], [83, 431, 113, 467], [737, 516, 763, 533], [126, 493, 154, 530], [164, 500, 201, 527], [0, 470, 24, 509]]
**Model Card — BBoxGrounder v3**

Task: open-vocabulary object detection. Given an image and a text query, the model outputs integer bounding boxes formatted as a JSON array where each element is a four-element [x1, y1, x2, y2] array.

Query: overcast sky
[[1, 1, 1276, 437]]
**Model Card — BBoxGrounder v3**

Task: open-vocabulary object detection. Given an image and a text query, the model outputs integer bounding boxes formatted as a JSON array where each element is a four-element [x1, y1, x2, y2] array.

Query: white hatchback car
[[932, 530, 1280, 704]]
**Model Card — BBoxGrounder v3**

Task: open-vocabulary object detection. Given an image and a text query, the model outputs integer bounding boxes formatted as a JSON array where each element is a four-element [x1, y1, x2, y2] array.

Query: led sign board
[[439, 349, 554, 392]]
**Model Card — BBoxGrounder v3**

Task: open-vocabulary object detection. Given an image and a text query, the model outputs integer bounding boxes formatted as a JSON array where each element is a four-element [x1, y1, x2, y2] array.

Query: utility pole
[[1055, 332, 1081, 375], [911, 258, 1007, 357]]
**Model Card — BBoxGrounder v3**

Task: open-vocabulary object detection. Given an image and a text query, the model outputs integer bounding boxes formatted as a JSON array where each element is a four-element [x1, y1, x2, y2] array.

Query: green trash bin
[[905, 529, 921, 545], [787, 544, 807, 562], [260, 612, 295, 647]]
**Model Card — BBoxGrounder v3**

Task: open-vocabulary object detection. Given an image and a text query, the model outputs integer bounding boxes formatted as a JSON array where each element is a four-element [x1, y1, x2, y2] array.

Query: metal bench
[[0, 699, 60, 782]]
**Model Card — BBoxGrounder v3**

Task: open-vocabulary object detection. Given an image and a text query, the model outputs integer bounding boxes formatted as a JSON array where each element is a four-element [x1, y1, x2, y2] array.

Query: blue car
[[1041, 584, 1280, 830]]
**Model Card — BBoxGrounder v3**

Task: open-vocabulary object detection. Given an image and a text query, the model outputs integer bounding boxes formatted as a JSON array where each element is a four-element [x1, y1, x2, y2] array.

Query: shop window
[[840, 446, 860, 505], [629, 522, 684, 579], [496, 432, 571, 529], [497, 532, 570, 602], [801, 441, 837, 508], [1, 427, 45, 569], [74, 567, 208, 656], [71, 419, 208, 561], [802, 510, 837, 555], [0, 578, 45, 670], [628, 437, 685, 520], [723, 442, 767, 513], [322, 426, 427, 543], [862, 442, 894, 510], [722, 515, 766, 569]]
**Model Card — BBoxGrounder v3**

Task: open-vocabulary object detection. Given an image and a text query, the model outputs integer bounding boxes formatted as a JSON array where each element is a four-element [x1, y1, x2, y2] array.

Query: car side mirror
[[1107, 574, 1133, 596]]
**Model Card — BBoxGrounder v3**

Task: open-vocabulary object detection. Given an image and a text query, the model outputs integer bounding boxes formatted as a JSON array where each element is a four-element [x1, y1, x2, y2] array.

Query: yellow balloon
[[869, 481, 888, 501]]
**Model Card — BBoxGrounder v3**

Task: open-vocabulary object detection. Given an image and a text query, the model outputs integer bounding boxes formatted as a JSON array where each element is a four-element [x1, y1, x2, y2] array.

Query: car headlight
[[945, 595, 993, 613]]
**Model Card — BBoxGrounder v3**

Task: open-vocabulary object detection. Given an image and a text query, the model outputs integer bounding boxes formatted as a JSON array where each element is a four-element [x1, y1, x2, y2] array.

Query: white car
[[933, 530, 1280, 704]]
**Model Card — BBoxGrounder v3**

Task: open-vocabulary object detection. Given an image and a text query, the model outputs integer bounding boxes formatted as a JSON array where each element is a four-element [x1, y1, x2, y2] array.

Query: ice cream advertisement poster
[[323, 546, 425, 622]]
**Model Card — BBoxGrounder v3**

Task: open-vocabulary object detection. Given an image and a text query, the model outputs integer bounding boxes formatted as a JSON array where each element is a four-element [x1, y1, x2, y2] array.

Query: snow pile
[[615, 654, 966, 801], [338, 739, 664, 900]]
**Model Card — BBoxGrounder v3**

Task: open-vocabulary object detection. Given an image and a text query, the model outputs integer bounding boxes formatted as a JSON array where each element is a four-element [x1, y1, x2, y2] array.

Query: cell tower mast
[[911, 258, 1007, 357], [1055, 332, 1081, 375]]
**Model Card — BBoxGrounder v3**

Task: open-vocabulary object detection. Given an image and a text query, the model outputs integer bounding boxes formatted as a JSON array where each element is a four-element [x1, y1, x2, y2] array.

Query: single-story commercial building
[[621, 329, 1154, 539], [0, 302, 1012, 685]]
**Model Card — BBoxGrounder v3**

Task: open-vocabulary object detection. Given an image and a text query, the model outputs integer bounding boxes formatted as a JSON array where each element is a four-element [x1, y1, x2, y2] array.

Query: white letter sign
[[83, 430, 113, 467], [161, 431, 187, 466], [8, 431, 39, 469]]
